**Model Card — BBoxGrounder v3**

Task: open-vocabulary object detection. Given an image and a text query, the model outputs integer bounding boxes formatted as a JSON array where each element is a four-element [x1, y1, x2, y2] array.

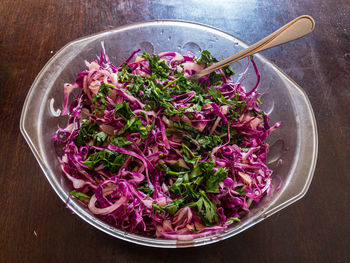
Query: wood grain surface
[[0, 0, 349, 262]]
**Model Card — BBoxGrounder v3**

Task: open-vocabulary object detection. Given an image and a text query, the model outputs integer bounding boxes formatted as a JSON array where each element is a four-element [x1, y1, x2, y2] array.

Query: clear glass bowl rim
[[20, 19, 318, 248]]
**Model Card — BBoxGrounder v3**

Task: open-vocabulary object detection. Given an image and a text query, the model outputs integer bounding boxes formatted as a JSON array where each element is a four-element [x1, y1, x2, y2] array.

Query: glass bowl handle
[[262, 71, 318, 218]]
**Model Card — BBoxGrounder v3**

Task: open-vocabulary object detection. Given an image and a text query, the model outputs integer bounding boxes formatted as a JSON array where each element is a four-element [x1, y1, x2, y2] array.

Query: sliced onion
[[88, 195, 127, 215]]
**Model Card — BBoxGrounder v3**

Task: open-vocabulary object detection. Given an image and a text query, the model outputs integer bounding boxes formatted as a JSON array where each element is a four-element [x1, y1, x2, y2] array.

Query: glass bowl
[[20, 20, 318, 248]]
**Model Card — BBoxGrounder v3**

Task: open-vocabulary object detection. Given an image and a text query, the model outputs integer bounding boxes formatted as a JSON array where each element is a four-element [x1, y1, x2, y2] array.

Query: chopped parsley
[[70, 190, 90, 199], [82, 149, 128, 173]]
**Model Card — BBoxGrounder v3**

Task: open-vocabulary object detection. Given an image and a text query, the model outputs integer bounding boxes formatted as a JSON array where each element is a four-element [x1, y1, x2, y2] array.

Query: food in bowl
[[53, 45, 280, 240]]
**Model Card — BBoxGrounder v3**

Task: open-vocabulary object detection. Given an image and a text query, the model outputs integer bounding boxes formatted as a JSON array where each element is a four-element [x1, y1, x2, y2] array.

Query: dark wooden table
[[1, 0, 349, 262]]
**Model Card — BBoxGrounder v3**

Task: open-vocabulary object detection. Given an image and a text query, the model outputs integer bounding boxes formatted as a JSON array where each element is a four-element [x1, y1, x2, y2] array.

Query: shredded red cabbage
[[54, 46, 281, 240]]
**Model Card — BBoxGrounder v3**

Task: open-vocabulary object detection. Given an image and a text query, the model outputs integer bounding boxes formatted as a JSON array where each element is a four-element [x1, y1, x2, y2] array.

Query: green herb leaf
[[225, 217, 241, 224], [116, 116, 141, 135], [142, 53, 171, 79], [197, 135, 223, 153], [205, 167, 228, 193], [222, 65, 235, 78], [110, 136, 132, 147], [195, 50, 219, 66], [82, 149, 127, 173], [93, 131, 107, 146], [137, 183, 153, 194], [114, 101, 134, 120], [93, 83, 113, 105], [152, 202, 165, 211], [197, 190, 218, 225], [164, 198, 185, 215], [209, 72, 223, 86], [169, 177, 184, 194], [73, 120, 99, 147], [70, 190, 90, 199], [234, 185, 246, 196]]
